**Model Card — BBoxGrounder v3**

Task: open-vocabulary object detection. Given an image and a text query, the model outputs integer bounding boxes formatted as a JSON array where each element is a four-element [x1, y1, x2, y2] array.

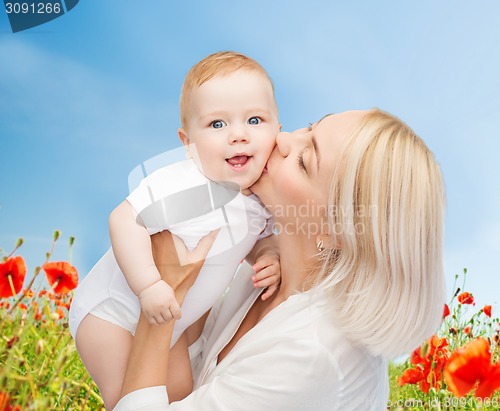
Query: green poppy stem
[[6, 234, 59, 316], [6, 237, 24, 259], [7, 273, 16, 296]]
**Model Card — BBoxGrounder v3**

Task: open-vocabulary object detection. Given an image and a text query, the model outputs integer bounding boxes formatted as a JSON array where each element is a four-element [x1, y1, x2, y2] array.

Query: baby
[[69, 51, 281, 409]]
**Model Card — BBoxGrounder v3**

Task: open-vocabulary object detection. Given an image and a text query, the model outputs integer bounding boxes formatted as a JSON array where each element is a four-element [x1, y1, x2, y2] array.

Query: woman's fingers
[[191, 229, 220, 263], [171, 229, 220, 266], [151, 230, 179, 273]]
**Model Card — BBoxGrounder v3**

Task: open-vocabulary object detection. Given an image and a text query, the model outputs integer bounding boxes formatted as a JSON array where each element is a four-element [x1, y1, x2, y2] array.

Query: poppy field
[[0, 232, 103, 410], [388, 269, 500, 410], [1, 233, 499, 410]]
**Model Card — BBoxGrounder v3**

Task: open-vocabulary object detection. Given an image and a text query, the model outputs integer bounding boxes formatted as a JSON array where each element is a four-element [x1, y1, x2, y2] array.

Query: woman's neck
[[273, 233, 318, 302]]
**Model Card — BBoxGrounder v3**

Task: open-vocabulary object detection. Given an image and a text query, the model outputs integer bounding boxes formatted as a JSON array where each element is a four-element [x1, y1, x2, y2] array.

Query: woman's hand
[[151, 229, 219, 304], [119, 229, 219, 400]]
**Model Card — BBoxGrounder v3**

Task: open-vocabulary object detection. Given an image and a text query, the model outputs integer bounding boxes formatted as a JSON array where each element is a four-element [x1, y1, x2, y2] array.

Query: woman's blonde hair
[[314, 109, 446, 358], [179, 51, 276, 129]]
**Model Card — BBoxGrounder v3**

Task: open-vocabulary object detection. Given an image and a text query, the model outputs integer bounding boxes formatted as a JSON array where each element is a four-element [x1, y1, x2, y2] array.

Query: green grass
[[0, 292, 104, 410]]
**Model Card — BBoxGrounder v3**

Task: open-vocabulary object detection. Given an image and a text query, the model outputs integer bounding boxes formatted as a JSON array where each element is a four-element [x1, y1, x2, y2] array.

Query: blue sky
[[1, 1, 499, 310]]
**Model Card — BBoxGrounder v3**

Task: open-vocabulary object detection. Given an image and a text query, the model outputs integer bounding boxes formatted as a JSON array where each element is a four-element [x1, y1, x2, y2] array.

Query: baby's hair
[[180, 51, 276, 129], [313, 109, 446, 359]]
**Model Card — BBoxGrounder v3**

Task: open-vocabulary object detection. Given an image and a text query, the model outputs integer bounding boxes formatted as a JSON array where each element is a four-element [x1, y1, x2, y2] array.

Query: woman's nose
[[276, 131, 292, 157]]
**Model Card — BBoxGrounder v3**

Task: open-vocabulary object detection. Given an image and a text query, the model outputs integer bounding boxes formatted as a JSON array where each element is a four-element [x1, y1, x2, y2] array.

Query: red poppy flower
[[6, 336, 19, 349], [42, 262, 78, 294], [55, 307, 65, 319], [458, 291, 474, 305], [0, 256, 27, 298], [398, 368, 424, 386], [444, 337, 500, 399], [0, 391, 9, 407], [0, 391, 20, 411], [399, 335, 450, 393], [443, 304, 450, 318], [463, 326, 471, 335], [484, 305, 492, 318]]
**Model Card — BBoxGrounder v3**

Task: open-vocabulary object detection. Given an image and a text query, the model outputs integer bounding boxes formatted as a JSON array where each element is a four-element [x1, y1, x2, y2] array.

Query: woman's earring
[[316, 240, 325, 252]]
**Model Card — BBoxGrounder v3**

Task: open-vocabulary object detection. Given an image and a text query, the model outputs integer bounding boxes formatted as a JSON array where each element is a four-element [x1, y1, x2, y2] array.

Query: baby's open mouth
[[226, 155, 251, 168]]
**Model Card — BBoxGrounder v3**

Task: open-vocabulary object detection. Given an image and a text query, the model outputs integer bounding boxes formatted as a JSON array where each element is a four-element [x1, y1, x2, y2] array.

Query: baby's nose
[[229, 125, 249, 144]]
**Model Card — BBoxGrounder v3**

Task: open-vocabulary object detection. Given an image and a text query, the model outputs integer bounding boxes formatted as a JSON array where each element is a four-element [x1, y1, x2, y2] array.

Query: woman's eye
[[248, 117, 261, 125], [211, 120, 226, 129]]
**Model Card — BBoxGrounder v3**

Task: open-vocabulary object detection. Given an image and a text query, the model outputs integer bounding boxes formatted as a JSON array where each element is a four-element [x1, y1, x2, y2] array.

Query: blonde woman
[[114, 109, 446, 411]]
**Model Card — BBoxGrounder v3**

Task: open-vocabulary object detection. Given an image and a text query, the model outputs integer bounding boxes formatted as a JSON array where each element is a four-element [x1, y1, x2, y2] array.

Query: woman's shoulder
[[252, 291, 384, 363], [274, 292, 388, 389], [231, 292, 388, 409], [309, 295, 389, 405]]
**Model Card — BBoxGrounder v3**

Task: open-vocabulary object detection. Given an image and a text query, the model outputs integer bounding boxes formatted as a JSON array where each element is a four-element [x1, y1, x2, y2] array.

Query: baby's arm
[[245, 235, 281, 300], [109, 200, 181, 324]]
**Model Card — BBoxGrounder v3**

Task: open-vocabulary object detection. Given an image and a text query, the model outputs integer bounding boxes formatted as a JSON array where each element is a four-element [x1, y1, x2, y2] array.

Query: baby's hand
[[252, 254, 281, 301], [138, 280, 182, 325]]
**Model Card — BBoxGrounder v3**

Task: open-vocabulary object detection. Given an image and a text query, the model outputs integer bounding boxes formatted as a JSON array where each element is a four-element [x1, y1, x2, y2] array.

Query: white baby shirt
[[69, 159, 273, 345]]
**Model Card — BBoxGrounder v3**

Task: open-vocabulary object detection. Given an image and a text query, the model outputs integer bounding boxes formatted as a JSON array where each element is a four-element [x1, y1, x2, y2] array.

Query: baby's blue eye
[[248, 117, 261, 125], [211, 120, 226, 129]]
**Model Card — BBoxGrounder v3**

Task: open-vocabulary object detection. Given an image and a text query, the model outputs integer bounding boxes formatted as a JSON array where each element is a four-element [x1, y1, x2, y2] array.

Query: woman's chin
[[248, 175, 265, 197]]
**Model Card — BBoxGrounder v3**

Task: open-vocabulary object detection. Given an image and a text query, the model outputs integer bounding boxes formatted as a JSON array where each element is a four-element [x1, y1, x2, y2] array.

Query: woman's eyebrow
[[317, 112, 335, 125], [312, 136, 320, 172], [309, 113, 335, 131]]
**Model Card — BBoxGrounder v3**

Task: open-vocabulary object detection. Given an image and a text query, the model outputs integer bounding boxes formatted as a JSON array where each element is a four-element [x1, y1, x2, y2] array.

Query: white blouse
[[114, 263, 389, 411]]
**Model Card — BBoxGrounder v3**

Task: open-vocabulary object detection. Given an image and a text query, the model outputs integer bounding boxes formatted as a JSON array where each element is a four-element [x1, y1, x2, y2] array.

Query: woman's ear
[[178, 128, 192, 158], [315, 234, 340, 252]]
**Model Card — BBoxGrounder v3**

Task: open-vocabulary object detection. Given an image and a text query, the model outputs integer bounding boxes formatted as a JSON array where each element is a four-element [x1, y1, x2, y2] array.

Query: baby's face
[[180, 70, 279, 192]]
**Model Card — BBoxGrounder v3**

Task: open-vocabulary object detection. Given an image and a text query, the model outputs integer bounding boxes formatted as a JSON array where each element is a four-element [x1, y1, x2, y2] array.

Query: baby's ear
[[178, 128, 189, 146], [178, 128, 192, 158]]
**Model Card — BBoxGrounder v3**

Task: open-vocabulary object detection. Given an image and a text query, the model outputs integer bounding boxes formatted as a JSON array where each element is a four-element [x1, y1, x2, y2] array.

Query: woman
[[114, 109, 446, 410]]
